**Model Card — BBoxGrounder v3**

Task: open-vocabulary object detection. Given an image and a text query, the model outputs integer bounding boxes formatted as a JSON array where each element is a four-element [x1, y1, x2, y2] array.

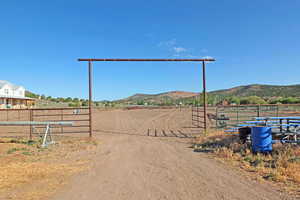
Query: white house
[[0, 80, 35, 109]]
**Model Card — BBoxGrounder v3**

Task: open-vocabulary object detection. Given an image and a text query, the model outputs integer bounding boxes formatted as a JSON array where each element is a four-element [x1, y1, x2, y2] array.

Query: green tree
[[240, 96, 266, 105], [81, 101, 89, 106], [137, 100, 145, 105], [68, 102, 80, 107], [280, 97, 300, 104], [228, 96, 240, 105], [65, 97, 73, 102]]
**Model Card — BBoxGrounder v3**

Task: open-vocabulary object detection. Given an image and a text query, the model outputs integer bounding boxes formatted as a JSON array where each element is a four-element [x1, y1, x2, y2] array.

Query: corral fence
[[0, 107, 90, 138], [192, 104, 300, 129], [192, 105, 216, 129]]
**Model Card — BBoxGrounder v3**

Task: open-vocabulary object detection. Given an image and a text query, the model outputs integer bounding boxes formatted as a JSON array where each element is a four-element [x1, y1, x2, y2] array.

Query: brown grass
[[194, 131, 300, 196], [0, 136, 99, 200]]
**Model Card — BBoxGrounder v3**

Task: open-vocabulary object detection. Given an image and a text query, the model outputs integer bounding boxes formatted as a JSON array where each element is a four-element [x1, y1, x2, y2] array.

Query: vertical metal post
[[61, 109, 64, 134], [215, 106, 218, 129], [237, 107, 239, 125], [88, 61, 93, 137], [29, 109, 33, 139], [191, 106, 193, 126], [202, 61, 207, 132]]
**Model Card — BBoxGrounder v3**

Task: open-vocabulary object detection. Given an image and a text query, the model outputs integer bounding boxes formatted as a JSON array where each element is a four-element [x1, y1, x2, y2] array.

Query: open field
[[0, 136, 99, 200], [0, 108, 297, 200]]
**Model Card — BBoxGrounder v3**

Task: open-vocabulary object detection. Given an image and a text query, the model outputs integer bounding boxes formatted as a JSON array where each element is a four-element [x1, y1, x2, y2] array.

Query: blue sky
[[0, 0, 300, 100]]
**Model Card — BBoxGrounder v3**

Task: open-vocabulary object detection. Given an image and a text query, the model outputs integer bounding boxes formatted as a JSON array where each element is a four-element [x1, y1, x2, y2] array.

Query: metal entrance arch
[[78, 58, 216, 137]]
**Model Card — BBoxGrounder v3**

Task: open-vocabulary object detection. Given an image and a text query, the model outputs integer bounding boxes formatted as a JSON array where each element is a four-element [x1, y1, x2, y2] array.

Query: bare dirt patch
[[0, 136, 99, 200], [51, 109, 294, 200]]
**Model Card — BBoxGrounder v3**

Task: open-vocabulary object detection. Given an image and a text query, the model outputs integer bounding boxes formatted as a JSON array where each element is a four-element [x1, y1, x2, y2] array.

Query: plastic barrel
[[251, 127, 272, 153]]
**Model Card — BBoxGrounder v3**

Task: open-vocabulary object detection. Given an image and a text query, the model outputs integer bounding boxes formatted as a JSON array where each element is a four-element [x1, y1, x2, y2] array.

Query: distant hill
[[25, 83, 300, 106], [114, 84, 300, 105], [25, 90, 38, 98], [116, 91, 198, 104], [210, 84, 300, 97]]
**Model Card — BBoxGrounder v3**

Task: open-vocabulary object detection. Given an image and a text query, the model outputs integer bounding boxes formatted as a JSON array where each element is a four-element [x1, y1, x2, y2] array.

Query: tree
[[137, 100, 145, 105], [240, 96, 266, 105], [68, 102, 80, 107], [65, 97, 73, 102], [81, 101, 89, 106], [228, 96, 240, 105], [268, 97, 283, 104], [280, 97, 300, 104]]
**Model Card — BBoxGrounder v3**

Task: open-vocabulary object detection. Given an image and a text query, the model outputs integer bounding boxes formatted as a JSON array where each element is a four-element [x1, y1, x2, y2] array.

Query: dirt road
[[51, 109, 293, 200]]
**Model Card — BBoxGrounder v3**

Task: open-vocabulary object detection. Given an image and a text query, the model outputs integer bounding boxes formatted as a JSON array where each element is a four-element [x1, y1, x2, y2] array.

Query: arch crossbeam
[[78, 58, 216, 136]]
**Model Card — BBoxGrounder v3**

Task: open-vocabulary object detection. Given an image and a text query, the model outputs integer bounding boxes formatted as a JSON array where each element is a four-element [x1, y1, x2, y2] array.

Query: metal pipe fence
[[0, 107, 90, 138], [192, 104, 300, 129]]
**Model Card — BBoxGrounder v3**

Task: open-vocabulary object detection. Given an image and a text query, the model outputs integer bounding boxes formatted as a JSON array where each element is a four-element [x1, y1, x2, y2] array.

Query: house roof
[[0, 95, 34, 100], [0, 80, 23, 90]]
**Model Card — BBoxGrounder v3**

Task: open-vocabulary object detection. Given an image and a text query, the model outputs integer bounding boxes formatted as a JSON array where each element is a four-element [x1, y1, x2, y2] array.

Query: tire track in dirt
[[143, 110, 198, 198], [122, 109, 180, 199], [133, 110, 174, 197], [51, 109, 295, 200]]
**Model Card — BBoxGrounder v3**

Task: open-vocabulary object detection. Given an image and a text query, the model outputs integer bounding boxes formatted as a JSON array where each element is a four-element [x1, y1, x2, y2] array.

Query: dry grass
[[194, 131, 300, 196], [0, 136, 99, 200]]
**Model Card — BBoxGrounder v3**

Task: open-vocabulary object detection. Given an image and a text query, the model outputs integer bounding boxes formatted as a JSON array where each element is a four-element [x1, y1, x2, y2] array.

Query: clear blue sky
[[1, 0, 300, 100]]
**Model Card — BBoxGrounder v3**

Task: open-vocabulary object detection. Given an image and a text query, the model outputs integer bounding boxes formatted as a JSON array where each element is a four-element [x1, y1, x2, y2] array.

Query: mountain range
[[114, 84, 300, 104]]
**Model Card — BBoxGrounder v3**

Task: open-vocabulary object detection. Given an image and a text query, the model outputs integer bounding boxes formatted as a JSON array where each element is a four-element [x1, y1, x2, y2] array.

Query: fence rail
[[216, 104, 300, 129], [0, 107, 90, 138], [192, 104, 300, 129], [192, 105, 216, 129]]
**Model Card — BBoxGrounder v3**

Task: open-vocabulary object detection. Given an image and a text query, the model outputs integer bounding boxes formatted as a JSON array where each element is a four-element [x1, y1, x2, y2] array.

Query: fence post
[[191, 105, 193, 126], [257, 105, 260, 118], [237, 107, 239, 125], [88, 61, 93, 137], [29, 109, 33, 139], [202, 61, 207, 133], [61, 109, 64, 134], [215, 106, 218, 129]]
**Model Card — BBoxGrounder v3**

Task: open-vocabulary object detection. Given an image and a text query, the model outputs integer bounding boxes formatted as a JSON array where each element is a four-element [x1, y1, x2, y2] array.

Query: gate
[[216, 104, 300, 129], [0, 107, 90, 138], [192, 105, 217, 129]]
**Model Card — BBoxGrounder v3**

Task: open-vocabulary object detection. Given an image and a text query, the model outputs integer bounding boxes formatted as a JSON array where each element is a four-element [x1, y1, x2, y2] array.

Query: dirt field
[[46, 108, 294, 200]]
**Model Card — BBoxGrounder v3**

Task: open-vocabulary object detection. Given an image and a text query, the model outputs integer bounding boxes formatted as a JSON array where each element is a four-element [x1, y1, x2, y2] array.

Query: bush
[[68, 102, 80, 107]]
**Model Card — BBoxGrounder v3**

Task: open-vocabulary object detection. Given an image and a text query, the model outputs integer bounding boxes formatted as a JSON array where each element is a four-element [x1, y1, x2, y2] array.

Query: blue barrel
[[251, 127, 272, 153]]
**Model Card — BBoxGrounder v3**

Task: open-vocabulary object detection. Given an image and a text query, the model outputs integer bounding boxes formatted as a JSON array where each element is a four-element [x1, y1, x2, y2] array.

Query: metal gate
[[0, 107, 90, 138], [216, 104, 300, 129]]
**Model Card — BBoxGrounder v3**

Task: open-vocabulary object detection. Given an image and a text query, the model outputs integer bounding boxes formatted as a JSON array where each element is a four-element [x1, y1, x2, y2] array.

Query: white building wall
[[0, 85, 12, 96], [13, 87, 25, 98], [0, 85, 25, 98]]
